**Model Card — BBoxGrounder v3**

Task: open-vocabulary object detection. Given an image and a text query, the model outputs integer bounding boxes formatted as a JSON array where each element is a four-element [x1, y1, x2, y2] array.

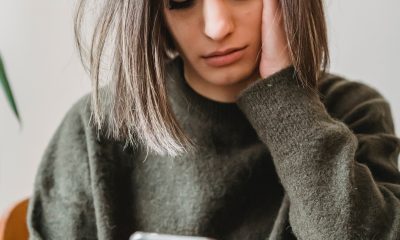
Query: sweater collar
[[167, 55, 250, 128], [166, 55, 259, 148]]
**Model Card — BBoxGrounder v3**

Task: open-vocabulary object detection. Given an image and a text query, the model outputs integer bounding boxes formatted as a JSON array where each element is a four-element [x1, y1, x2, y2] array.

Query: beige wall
[[1, 0, 399, 212]]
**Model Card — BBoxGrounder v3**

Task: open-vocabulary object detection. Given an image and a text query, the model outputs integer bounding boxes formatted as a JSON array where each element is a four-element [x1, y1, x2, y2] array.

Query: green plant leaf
[[0, 54, 21, 123]]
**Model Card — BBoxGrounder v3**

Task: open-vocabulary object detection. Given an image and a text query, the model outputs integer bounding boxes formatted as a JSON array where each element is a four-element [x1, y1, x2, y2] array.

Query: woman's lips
[[202, 46, 247, 67]]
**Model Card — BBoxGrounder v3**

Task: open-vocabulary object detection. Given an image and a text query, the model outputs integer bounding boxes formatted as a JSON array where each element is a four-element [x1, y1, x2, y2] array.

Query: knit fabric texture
[[27, 55, 400, 240]]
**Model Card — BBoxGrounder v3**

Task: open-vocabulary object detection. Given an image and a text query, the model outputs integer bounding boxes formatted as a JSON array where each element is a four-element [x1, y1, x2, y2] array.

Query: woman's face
[[163, 0, 263, 100]]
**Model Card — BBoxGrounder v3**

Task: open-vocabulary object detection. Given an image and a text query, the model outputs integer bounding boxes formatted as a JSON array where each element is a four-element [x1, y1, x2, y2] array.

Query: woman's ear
[[165, 28, 177, 52]]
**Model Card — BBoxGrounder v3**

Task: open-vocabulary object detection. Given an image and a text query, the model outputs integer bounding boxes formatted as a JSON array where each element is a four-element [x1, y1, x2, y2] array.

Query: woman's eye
[[168, 0, 195, 10]]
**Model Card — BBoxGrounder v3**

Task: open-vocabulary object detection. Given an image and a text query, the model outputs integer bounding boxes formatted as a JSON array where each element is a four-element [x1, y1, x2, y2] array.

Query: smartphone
[[130, 231, 217, 240]]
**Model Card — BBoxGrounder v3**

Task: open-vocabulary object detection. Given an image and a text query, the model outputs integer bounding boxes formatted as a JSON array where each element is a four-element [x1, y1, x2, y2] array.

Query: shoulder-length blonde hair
[[74, 0, 330, 157]]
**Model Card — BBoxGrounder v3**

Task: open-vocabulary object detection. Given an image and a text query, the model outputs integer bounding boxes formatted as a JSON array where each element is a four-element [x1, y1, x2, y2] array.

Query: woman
[[27, 0, 400, 239]]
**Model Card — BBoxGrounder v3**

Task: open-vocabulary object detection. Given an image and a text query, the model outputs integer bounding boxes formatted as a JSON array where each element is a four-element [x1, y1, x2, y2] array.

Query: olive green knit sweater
[[28, 56, 400, 240]]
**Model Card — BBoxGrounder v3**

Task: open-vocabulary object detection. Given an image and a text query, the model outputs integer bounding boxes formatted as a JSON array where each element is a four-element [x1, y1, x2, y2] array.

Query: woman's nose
[[203, 0, 234, 41]]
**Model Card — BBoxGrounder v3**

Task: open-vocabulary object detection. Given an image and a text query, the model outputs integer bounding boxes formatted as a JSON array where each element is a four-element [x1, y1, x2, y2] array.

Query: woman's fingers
[[259, 0, 292, 79]]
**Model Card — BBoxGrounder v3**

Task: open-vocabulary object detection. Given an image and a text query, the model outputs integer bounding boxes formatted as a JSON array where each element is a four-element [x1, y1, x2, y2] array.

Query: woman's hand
[[259, 0, 292, 79]]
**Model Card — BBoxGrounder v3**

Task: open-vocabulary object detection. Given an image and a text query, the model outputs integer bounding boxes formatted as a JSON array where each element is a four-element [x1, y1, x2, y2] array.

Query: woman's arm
[[27, 94, 98, 240], [236, 66, 400, 240]]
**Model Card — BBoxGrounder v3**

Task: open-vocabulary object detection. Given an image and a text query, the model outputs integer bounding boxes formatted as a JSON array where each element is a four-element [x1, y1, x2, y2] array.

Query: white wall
[[1, 0, 399, 212], [0, 0, 90, 212]]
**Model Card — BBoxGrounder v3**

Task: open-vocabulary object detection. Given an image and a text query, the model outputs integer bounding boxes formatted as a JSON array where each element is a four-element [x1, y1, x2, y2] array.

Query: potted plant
[[0, 53, 21, 123]]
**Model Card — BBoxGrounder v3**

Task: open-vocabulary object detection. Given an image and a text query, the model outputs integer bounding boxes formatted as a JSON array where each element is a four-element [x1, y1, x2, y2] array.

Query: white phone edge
[[130, 231, 217, 240]]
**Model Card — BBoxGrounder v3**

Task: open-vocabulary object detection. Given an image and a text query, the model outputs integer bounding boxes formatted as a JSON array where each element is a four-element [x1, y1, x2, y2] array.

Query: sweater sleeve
[[235, 65, 400, 240], [27, 94, 98, 240]]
